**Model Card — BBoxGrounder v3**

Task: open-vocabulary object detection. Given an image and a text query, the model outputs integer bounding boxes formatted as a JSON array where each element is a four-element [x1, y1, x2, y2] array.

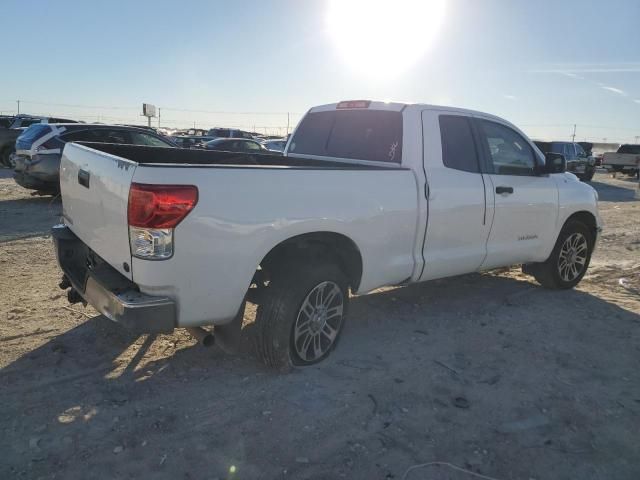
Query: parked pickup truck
[[53, 100, 602, 368], [602, 144, 640, 177], [533, 141, 596, 182]]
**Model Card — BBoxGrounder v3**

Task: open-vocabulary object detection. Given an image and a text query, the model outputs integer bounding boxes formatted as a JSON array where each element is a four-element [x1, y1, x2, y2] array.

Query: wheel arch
[[563, 210, 598, 243], [258, 231, 364, 291]]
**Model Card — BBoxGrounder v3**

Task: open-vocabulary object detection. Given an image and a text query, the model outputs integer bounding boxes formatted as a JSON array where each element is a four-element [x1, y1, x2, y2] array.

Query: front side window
[[289, 109, 403, 163], [104, 130, 128, 144], [480, 120, 537, 176], [130, 131, 172, 147], [439, 115, 480, 173]]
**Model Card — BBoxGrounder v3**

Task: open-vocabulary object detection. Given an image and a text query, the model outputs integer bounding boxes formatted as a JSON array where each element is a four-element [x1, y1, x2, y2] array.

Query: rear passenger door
[[419, 111, 492, 281], [475, 118, 558, 268]]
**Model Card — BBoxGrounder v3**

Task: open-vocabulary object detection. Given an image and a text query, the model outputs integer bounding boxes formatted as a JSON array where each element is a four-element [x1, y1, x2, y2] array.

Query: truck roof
[[308, 100, 509, 123]]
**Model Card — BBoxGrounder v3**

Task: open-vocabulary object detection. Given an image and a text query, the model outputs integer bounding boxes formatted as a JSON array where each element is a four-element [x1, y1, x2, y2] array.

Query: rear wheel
[[525, 220, 593, 289], [254, 262, 349, 369], [1, 147, 14, 168]]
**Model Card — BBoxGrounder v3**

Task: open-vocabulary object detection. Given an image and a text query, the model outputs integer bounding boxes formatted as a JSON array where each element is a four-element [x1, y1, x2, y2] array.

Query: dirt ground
[[1, 168, 639, 480]]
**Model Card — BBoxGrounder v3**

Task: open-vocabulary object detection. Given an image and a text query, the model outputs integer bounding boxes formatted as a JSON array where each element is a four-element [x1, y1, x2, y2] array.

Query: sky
[[1, 0, 639, 142]]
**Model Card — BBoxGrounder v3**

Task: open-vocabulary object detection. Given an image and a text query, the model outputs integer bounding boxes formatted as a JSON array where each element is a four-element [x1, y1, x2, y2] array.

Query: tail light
[[128, 183, 198, 260]]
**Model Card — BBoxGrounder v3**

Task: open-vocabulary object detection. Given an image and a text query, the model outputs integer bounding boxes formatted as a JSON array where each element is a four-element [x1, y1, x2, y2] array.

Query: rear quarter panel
[[130, 165, 419, 326]]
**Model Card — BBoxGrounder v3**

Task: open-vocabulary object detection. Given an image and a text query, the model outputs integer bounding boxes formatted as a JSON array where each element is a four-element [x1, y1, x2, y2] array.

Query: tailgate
[[604, 153, 637, 166], [60, 143, 136, 279]]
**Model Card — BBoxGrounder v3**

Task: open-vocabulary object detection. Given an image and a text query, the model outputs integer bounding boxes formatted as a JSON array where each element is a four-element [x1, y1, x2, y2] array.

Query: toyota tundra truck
[[53, 100, 602, 368]]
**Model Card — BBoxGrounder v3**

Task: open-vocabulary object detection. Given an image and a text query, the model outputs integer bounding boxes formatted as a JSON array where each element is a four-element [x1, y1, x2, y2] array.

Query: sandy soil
[[0, 168, 638, 480]]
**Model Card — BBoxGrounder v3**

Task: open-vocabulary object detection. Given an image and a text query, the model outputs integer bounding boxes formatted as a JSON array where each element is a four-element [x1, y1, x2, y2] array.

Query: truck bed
[[78, 142, 401, 170], [59, 141, 419, 327]]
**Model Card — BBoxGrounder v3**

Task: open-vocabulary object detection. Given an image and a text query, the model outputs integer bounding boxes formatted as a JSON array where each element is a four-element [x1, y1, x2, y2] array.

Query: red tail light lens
[[128, 183, 198, 228]]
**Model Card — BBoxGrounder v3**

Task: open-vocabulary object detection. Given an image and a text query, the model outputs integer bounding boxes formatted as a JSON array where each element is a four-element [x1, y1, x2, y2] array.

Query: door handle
[[495, 186, 513, 194], [78, 169, 90, 189]]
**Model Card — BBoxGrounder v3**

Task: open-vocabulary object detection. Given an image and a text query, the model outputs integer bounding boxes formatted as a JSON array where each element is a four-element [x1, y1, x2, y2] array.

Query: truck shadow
[[589, 179, 638, 202], [0, 196, 61, 242], [1, 272, 639, 479]]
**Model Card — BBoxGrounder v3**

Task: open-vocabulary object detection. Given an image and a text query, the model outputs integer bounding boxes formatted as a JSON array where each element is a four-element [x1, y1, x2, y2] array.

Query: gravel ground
[[0, 168, 639, 480]]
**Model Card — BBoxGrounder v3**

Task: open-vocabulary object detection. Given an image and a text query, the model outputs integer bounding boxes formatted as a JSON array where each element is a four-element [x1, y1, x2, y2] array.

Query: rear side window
[[439, 115, 479, 173], [289, 110, 403, 163], [62, 129, 127, 144], [19, 119, 41, 128], [62, 129, 109, 143]]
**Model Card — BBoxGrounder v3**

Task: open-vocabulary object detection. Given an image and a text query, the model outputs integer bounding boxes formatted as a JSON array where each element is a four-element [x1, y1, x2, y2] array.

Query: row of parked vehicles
[[0, 114, 288, 195], [4, 113, 636, 200]]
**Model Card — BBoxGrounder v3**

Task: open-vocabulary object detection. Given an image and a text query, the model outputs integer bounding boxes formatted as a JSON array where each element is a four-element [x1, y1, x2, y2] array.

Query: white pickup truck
[[53, 100, 601, 368], [602, 144, 640, 176]]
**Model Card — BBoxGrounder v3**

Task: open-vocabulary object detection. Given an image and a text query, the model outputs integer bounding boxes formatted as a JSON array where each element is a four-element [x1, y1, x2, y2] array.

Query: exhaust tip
[[186, 327, 215, 347], [201, 334, 215, 347]]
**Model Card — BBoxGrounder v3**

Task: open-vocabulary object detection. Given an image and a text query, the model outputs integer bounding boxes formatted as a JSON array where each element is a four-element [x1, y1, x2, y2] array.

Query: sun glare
[[327, 0, 446, 79]]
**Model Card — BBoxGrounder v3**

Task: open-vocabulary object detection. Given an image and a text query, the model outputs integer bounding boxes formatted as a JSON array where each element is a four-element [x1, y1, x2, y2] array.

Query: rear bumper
[[14, 171, 58, 192], [13, 154, 60, 192], [52, 224, 176, 333]]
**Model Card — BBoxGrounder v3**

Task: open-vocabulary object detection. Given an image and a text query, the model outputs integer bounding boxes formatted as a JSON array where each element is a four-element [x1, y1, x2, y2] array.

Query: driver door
[[475, 118, 559, 268]]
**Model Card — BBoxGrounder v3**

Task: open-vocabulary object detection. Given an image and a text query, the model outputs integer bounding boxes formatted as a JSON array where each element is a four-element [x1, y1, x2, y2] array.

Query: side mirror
[[543, 152, 566, 174]]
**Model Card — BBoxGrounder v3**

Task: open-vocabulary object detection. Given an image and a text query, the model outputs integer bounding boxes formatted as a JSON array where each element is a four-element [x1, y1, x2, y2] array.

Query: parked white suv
[[52, 100, 601, 368]]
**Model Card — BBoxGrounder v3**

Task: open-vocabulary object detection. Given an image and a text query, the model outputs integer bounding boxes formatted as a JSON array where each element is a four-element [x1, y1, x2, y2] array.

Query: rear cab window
[[439, 115, 480, 172], [289, 108, 403, 163], [618, 145, 640, 154]]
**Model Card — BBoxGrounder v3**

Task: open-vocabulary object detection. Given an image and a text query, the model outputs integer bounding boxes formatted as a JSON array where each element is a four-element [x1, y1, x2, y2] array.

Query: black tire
[[524, 220, 593, 289], [254, 262, 349, 369], [581, 168, 595, 182], [1, 147, 13, 168]]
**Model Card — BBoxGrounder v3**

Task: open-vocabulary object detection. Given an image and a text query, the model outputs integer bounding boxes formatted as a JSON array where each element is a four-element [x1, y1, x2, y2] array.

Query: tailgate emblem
[[78, 169, 90, 188]]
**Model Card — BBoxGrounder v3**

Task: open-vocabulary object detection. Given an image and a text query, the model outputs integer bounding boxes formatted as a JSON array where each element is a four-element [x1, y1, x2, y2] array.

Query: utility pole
[[571, 124, 576, 142], [286, 112, 290, 136], [16, 100, 20, 115]]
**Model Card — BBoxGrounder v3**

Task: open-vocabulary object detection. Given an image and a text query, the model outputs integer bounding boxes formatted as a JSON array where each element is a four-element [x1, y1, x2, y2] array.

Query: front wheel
[[524, 220, 593, 289], [254, 263, 349, 369], [581, 168, 595, 182]]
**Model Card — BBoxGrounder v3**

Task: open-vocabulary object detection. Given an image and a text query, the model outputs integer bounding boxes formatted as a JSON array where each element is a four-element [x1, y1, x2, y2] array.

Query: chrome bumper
[[52, 224, 176, 333]]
